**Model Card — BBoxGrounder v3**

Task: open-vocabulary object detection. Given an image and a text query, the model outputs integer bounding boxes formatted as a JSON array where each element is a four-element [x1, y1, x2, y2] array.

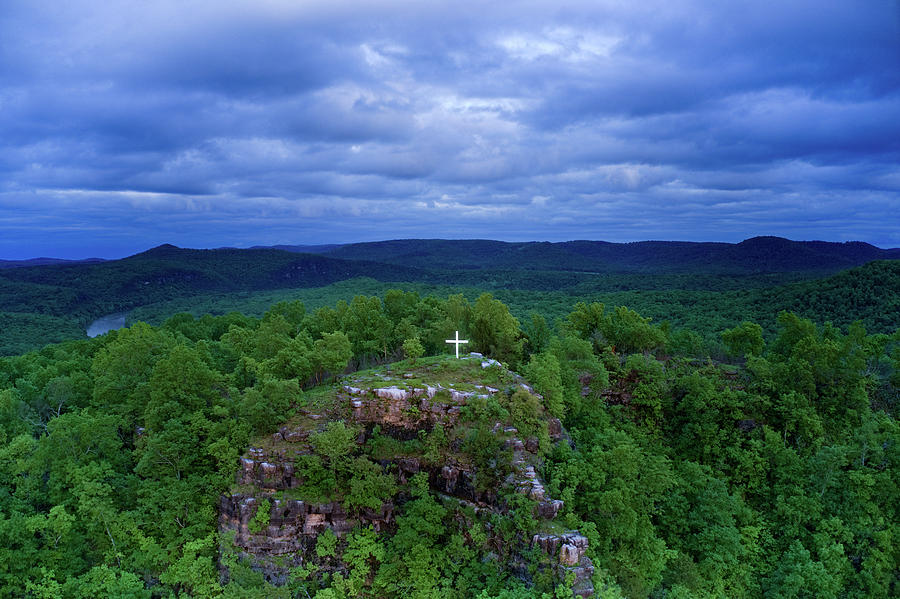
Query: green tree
[[344, 295, 393, 360], [523, 312, 551, 354], [342, 526, 385, 596], [266, 300, 306, 330], [159, 533, 221, 599], [248, 498, 271, 534], [523, 352, 564, 419], [345, 456, 398, 512], [315, 332, 353, 381], [722, 321, 765, 359], [62, 565, 152, 599], [374, 473, 449, 597], [765, 540, 840, 599], [311, 421, 358, 475], [91, 322, 174, 426], [264, 331, 315, 382], [602, 306, 666, 354], [403, 337, 425, 364], [470, 293, 523, 367], [315, 527, 338, 559], [565, 302, 606, 350]]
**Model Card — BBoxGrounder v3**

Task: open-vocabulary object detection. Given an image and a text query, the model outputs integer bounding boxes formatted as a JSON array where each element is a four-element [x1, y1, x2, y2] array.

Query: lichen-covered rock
[[284, 430, 306, 443], [560, 543, 580, 566], [346, 382, 481, 430], [222, 359, 594, 596], [236, 452, 302, 489], [548, 418, 563, 439], [220, 493, 393, 557], [532, 533, 594, 597], [374, 386, 410, 401], [536, 499, 563, 519]]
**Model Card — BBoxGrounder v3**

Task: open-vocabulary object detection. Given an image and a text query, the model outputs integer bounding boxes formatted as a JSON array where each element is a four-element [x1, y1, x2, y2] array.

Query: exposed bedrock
[[221, 366, 593, 595]]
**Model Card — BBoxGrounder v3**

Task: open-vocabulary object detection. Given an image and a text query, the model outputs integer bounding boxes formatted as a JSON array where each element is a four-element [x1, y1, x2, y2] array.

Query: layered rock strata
[[532, 533, 596, 598], [220, 359, 594, 596]]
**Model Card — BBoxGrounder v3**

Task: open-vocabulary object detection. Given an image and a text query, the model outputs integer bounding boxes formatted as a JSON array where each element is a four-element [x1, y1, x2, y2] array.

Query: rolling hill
[[311, 236, 900, 274], [1, 237, 897, 356]]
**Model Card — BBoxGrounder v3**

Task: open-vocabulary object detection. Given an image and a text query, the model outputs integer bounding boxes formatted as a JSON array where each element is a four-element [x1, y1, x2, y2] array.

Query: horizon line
[[2, 235, 899, 263]]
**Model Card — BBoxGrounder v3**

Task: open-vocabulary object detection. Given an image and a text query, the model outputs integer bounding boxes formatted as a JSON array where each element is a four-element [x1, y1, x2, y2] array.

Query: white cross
[[445, 330, 469, 358]]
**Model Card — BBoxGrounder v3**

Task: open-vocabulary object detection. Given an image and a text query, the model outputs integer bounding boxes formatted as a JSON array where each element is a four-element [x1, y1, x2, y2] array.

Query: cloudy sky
[[2, 0, 899, 259]]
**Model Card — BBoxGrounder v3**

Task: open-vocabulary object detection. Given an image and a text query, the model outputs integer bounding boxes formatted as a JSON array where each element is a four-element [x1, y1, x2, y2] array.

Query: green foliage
[[342, 525, 385, 595], [471, 293, 524, 366], [310, 420, 358, 469], [159, 533, 221, 598], [457, 400, 514, 493], [547, 334, 608, 423], [315, 527, 338, 558], [403, 336, 425, 364], [657, 461, 748, 593], [764, 540, 841, 599], [567, 301, 668, 354], [722, 320, 765, 358], [315, 331, 353, 379], [523, 312, 551, 354], [524, 352, 565, 419], [0, 281, 898, 599], [621, 353, 667, 426], [0, 312, 84, 356], [294, 454, 337, 501], [504, 387, 546, 441], [545, 427, 675, 597], [602, 305, 667, 354], [239, 377, 298, 435], [373, 472, 455, 597], [62, 565, 152, 599], [248, 498, 271, 534], [421, 424, 448, 464], [344, 456, 398, 512]]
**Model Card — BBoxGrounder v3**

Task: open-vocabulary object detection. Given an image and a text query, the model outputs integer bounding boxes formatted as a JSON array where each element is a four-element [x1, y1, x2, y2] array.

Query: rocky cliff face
[[219, 355, 595, 596]]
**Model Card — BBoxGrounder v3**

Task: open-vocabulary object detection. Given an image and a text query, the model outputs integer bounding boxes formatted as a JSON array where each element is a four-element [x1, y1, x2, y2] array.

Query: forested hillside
[[0, 290, 897, 597], [1, 239, 898, 357], [123, 260, 900, 362], [0, 258, 105, 270], [314, 237, 900, 274], [0, 245, 426, 321]]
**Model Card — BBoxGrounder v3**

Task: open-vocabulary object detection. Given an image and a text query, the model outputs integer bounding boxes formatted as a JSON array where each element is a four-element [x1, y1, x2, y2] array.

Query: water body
[[86, 312, 128, 338]]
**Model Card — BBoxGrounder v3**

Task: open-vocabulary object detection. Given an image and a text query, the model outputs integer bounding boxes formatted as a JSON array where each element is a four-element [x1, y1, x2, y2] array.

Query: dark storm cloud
[[1, 0, 898, 259]]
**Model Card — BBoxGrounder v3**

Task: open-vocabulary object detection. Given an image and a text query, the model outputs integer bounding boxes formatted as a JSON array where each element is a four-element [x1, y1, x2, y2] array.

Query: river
[[86, 312, 128, 338]]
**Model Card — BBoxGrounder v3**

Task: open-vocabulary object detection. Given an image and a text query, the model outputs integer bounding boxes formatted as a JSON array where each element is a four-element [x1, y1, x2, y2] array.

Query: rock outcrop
[[219, 355, 595, 596], [532, 533, 595, 597], [220, 494, 394, 584]]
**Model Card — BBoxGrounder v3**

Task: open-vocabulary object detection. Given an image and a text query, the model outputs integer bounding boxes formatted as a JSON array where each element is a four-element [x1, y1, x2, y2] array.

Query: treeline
[[0, 246, 425, 325], [124, 260, 900, 362], [2, 240, 897, 359], [0, 313, 85, 356], [0, 290, 898, 597], [319, 237, 900, 274]]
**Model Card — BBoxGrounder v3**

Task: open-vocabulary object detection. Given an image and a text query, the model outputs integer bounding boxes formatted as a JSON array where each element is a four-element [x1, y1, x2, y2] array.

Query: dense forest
[[1, 238, 898, 357], [1, 285, 897, 597], [274, 237, 900, 274], [123, 260, 900, 359]]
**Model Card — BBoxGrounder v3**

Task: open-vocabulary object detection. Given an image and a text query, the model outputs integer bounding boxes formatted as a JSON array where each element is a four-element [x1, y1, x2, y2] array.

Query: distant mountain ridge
[[1, 237, 898, 356], [247, 243, 343, 254], [305, 236, 900, 274], [6, 237, 897, 273], [0, 245, 428, 321], [0, 257, 106, 269], [1, 237, 896, 326]]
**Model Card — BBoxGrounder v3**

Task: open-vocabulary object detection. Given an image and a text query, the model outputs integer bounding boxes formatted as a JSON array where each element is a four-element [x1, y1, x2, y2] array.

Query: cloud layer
[[1, 0, 898, 258]]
